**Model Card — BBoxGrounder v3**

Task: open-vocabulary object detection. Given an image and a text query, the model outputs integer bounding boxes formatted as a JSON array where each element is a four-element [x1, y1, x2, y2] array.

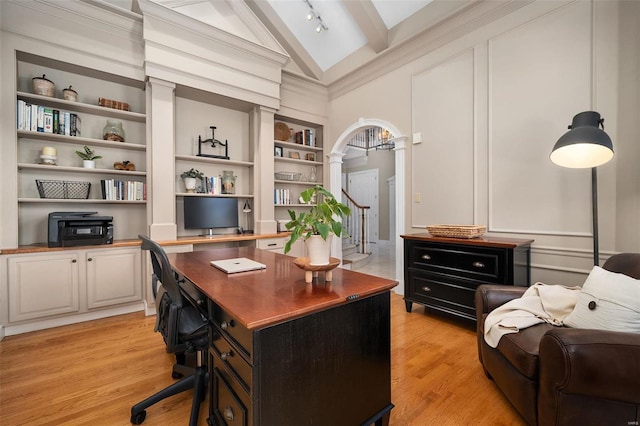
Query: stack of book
[[293, 129, 315, 147], [201, 176, 223, 195], [100, 179, 146, 201], [17, 100, 81, 136], [274, 188, 292, 205]]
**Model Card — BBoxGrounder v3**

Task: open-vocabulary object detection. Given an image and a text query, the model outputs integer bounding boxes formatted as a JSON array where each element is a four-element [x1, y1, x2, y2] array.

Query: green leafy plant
[[284, 185, 351, 254], [75, 145, 102, 161], [180, 168, 204, 179]]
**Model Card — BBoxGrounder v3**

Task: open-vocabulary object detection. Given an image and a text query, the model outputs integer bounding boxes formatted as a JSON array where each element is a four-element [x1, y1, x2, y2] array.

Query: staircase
[[341, 189, 372, 270]]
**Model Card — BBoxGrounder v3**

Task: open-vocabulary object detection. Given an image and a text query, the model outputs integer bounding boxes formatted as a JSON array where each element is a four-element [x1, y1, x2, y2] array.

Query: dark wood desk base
[[207, 292, 392, 426]]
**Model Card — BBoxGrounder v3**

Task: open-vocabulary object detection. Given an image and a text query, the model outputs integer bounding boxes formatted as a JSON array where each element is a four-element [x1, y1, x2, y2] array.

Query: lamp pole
[[591, 167, 599, 266]]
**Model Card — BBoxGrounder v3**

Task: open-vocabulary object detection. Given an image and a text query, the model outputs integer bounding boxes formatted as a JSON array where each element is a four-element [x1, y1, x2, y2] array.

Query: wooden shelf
[[274, 140, 323, 152], [176, 193, 253, 198], [17, 91, 146, 122], [17, 130, 145, 151], [275, 157, 322, 166], [275, 203, 315, 207], [18, 198, 146, 204], [18, 163, 146, 176], [175, 154, 253, 167], [274, 180, 319, 186]]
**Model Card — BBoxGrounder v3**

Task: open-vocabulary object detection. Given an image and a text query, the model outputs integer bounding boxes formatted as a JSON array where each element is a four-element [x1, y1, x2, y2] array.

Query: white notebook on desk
[[210, 257, 266, 274]]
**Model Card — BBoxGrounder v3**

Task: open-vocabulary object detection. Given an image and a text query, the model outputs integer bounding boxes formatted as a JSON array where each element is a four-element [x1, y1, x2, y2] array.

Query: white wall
[[328, 0, 640, 285]]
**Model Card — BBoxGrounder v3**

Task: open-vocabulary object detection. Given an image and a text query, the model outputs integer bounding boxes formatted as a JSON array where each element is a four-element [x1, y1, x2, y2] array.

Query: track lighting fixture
[[304, 0, 328, 33]]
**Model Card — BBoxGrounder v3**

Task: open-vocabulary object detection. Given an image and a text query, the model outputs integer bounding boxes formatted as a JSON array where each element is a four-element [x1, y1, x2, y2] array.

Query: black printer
[[48, 212, 113, 248]]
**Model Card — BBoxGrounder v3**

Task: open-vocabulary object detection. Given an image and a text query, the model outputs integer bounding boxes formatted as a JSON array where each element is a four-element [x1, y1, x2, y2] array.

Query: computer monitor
[[183, 197, 239, 236]]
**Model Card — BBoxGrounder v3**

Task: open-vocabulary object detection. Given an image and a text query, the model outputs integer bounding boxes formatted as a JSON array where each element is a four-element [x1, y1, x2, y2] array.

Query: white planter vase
[[183, 177, 197, 193], [305, 234, 333, 266], [83, 160, 95, 169]]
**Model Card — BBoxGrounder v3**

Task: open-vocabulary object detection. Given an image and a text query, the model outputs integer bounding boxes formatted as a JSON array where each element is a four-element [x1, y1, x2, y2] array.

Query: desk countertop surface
[[169, 247, 398, 330]]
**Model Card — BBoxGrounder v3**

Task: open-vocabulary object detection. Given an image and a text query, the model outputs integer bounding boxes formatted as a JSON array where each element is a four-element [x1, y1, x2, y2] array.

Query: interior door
[[348, 169, 379, 244]]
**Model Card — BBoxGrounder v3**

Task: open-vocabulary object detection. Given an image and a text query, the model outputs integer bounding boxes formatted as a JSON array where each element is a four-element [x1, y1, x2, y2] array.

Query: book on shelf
[[101, 179, 146, 201], [202, 176, 222, 195], [16, 100, 81, 137], [274, 188, 291, 205]]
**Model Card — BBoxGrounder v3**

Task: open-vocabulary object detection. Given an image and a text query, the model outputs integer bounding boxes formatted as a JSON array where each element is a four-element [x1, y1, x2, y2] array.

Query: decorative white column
[[252, 105, 277, 234], [147, 77, 177, 241], [328, 151, 346, 260], [393, 137, 408, 294]]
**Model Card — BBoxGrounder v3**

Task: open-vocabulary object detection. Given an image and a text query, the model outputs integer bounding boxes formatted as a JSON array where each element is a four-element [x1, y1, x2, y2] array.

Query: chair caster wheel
[[131, 410, 146, 424]]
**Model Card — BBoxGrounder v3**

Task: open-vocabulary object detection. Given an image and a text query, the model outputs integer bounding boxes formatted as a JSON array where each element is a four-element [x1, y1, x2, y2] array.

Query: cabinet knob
[[87, 257, 93, 262], [220, 351, 232, 361], [220, 320, 234, 330], [421, 286, 431, 292], [223, 406, 234, 421], [421, 254, 431, 260], [472, 261, 485, 268], [72, 259, 77, 263]]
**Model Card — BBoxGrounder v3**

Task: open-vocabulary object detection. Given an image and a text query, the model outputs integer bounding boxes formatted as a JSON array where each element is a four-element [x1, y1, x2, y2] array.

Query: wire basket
[[36, 180, 91, 199], [275, 171, 302, 181]]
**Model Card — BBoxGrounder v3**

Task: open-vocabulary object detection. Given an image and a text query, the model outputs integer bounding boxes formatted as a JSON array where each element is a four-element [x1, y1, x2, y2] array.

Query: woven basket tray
[[427, 224, 486, 239]]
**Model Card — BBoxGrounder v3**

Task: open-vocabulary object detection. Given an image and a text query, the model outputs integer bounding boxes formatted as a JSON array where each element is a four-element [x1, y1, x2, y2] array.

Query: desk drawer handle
[[223, 406, 234, 421], [421, 286, 431, 292], [473, 261, 485, 268], [220, 320, 234, 330], [220, 351, 232, 361], [421, 254, 431, 260]]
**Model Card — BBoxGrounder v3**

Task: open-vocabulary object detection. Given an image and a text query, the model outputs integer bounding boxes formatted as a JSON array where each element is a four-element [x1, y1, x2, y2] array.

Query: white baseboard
[[3, 303, 144, 337]]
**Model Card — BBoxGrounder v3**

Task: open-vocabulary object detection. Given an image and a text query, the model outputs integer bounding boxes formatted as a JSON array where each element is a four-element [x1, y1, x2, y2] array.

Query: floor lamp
[[550, 111, 614, 266]]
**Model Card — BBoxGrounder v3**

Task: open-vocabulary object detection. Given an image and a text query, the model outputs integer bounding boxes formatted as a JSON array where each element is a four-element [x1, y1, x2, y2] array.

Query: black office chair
[[131, 235, 209, 426]]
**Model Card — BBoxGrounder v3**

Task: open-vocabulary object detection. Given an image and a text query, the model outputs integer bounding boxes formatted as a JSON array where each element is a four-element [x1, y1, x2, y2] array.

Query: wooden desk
[[169, 247, 397, 426]]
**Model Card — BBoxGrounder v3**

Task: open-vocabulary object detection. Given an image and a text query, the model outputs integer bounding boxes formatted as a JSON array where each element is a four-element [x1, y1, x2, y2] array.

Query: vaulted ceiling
[[135, 0, 477, 85]]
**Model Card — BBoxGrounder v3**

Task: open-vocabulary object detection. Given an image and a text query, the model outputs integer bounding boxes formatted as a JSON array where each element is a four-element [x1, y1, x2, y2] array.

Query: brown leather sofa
[[475, 253, 640, 426]]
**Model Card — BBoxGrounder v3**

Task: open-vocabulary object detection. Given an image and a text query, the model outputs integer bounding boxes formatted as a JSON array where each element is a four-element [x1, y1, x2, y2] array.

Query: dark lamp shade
[[550, 111, 614, 168]]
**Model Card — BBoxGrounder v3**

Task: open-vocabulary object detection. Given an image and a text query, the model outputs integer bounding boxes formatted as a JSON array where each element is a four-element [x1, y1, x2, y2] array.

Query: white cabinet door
[[8, 253, 80, 322], [86, 248, 141, 309]]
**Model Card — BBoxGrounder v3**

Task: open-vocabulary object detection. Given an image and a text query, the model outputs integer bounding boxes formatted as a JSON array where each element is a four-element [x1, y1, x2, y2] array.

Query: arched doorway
[[329, 118, 407, 292]]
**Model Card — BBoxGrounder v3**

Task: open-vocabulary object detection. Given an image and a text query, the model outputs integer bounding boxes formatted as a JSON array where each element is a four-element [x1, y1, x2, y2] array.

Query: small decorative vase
[[183, 177, 197, 193], [221, 170, 236, 194], [83, 160, 95, 169], [309, 166, 318, 183], [305, 234, 332, 266], [103, 120, 125, 142]]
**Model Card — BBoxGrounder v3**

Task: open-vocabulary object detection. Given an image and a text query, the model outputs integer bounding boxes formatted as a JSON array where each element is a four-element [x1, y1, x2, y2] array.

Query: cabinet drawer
[[212, 366, 249, 426], [409, 245, 505, 283], [255, 238, 285, 251], [211, 302, 253, 360], [409, 272, 476, 318], [211, 333, 252, 393]]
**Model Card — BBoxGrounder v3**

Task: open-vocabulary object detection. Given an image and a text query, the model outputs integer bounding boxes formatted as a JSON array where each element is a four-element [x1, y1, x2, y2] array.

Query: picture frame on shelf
[[305, 153, 315, 162], [289, 151, 300, 160], [275, 146, 283, 157]]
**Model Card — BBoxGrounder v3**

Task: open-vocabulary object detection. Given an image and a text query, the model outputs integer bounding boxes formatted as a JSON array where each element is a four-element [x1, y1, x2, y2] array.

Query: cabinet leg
[[405, 300, 413, 313]]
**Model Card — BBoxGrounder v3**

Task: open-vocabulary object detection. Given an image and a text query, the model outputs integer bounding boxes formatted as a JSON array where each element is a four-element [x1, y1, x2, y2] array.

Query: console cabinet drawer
[[409, 245, 503, 282], [409, 271, 477, 320], [402, 234, 533, 325]]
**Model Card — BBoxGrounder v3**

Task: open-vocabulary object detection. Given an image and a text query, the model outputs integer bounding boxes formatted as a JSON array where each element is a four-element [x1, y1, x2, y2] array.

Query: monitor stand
[[201, 228, 218, 237]]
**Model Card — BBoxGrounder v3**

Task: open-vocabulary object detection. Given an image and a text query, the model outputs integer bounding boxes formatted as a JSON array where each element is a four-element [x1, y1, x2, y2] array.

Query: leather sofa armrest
[[538, 328, 640, 424], [475, 284, 528, 367], [475, 284, 527, 319]]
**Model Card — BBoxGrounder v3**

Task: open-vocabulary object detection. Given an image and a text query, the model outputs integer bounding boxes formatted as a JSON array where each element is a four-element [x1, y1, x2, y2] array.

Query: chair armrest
[[539, 328, 640, 404], [475, 284, 527, 319]]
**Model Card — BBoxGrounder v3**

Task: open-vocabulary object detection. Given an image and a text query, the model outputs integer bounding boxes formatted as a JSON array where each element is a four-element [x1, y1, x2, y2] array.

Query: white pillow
[[563, 266, 640, 332]]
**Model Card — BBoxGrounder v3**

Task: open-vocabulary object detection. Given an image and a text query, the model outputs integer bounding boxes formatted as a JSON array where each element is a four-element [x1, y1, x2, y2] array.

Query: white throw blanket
[[484, 282, 581, 348]]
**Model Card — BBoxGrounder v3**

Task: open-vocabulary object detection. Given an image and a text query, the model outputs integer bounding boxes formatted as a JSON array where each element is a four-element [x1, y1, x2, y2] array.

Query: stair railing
[[341, 189, 370, 255]]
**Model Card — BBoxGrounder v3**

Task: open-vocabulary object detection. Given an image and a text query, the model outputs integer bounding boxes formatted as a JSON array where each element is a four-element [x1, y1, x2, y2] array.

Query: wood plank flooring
[[0, 294, 524, 425]]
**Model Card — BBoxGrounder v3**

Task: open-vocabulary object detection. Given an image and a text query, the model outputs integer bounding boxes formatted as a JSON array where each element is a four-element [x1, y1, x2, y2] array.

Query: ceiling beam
[[243, 0, 323, 80], [341, 0, 388, 53]]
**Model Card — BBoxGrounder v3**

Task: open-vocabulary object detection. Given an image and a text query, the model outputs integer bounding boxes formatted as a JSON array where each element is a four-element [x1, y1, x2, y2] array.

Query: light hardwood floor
[[0, 293, 524, 425]]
